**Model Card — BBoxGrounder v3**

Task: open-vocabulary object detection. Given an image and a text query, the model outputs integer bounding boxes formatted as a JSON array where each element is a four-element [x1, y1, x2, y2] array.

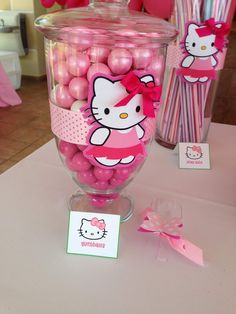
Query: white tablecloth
[[0, 123, 235, 314]]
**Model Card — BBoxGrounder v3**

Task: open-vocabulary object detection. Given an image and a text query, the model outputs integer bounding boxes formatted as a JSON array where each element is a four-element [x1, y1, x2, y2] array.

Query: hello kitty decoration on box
[[178, 18, 230, 84]]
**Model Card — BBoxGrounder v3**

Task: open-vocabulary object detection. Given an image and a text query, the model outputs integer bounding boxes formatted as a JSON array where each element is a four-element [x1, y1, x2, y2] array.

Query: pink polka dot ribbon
[[50, 101, 89, 144], [50, 101, 157, 145], [139, 207, 204, 266]]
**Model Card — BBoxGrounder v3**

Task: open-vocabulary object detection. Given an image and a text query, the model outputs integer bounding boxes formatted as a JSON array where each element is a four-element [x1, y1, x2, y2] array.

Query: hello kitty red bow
[[196, 18, 230, 51], [91, 217, 106, 230], [115, 71, 162, 118], [192, 146, 202, 154]]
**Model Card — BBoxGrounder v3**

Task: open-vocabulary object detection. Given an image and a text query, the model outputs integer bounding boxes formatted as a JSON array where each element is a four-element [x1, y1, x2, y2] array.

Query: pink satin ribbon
[[196, 18, 230, 51], [139, 208, 204, 266], [114, 71, 162, 118]]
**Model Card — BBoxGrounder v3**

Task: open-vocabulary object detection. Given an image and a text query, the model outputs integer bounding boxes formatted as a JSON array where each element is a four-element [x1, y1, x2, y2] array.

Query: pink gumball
[[108, 49, 132, 75], [87, 46, 110, 63], [94, 167, 114, 181], [49, 48, 65, 64], [146, 55, 164, 82], [64, 45, 77, 58], [114, 168, 132, 180], [77, 170, 96, 185], [69, 77, 88, 100], [58, 140, 78, 158], [87, 63, 111, 81], [92, 180, 109, 190], [109, 177, 123, 187], [115, 41, 136, 49], [67, 53, 90, 76], [67, 27, 92, 50], [71, 152, 91, 172], [56, 85, 75, 108], [77, 144, 87, 151], [54, 61, 73, 85], [132, 48, 153, 69]]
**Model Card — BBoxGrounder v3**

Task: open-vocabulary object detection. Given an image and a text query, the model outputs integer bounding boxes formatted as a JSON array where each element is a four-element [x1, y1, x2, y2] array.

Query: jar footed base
[[68, 192, 133, 222]]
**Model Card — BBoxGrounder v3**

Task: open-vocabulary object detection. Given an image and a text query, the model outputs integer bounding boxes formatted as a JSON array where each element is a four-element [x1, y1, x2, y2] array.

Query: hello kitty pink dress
[[86, 127, 144, 159], [178, 57, 217, 79]]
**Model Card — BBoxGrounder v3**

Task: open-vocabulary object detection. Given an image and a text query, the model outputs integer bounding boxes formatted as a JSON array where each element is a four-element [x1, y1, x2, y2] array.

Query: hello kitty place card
[[67, 211, 121, 258], [178, 143, 211, 169]]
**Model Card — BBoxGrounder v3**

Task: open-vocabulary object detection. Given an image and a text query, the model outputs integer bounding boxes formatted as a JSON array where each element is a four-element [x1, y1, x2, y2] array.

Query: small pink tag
[[168, 237, 204, 266]]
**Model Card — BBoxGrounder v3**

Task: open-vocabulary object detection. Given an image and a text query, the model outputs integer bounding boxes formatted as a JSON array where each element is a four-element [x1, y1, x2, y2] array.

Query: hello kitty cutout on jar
[[83, 71, 160, 168], [178, 18, 229, 84]]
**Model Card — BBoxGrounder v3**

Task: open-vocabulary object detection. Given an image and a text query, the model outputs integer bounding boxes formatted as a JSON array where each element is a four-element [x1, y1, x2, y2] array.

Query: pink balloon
[[56, 0, 66, 5], [67, 53, 90, 77], [69, 77, 88, 100], [40, 0, 55, 8], [65, 0, 89, 8], [87, 63, 111, 81], [108, 49, 132, 75], [143, 0, 173, 19], [54, 61, 73, 85], [128, 0, 143, 11], [56, 85, 75, 108]]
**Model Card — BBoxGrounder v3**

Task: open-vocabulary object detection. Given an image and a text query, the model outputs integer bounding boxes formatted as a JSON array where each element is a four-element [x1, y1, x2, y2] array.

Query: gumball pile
[[58, 140, 139, 191], [48, 30, 164, 192]]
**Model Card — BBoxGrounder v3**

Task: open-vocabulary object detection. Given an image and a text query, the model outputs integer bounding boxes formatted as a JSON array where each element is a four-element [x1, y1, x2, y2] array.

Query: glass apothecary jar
[[35, 0, 177, 221]]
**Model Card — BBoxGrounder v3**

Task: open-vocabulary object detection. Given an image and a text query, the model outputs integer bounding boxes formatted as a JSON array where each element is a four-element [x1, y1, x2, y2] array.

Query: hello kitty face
[[90, 76, 148, 130], [78, 218, 107, 240], [185, 23, 221, 57], [186, 146, 203, 160]]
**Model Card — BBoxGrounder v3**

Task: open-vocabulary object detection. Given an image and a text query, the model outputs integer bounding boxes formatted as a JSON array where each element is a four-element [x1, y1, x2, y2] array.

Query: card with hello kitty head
[[177, 18, 229, 84], [67, 211, 121, 258], [178, 142, 210, 169]]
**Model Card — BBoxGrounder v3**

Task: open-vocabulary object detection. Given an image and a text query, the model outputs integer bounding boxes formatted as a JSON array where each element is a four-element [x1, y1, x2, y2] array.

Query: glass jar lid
[[35, 0, 178, 46]]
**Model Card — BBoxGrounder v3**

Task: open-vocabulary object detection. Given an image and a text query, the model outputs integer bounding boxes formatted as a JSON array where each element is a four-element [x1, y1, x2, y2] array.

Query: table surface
[[0, 123, 236, 314]]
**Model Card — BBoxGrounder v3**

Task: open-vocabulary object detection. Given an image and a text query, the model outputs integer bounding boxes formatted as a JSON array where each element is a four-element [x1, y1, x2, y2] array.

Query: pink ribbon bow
[[139, 208, 204, 266], [192, 145, 202, 154], [114, 71, 162, 118], [91, 217, 106, 230], [196, 18, 230, 51]]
